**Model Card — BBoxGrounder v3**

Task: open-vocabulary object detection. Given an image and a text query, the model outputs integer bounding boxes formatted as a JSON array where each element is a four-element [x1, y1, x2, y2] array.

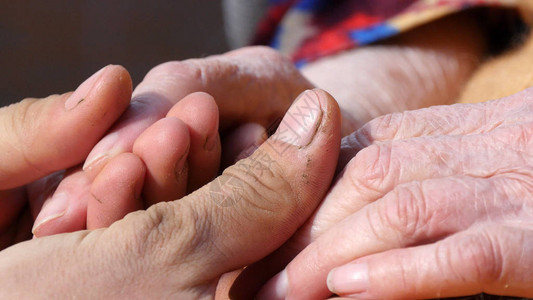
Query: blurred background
[[0, 0, 229, 106]]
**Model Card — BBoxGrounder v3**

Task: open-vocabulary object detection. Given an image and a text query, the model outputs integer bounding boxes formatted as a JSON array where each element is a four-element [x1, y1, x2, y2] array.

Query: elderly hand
[[0, 65, 131, 249], [231, 88, 533, 299], [0, 90, 342, 298]]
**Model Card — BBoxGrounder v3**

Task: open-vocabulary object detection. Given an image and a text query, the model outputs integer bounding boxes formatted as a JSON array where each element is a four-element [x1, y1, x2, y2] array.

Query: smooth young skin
[[0, 65, 131, 249], [0, 89, 341, 298]]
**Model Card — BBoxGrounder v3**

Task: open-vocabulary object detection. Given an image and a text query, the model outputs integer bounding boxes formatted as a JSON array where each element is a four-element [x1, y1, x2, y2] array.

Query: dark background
[[0, 1, 229, 106]]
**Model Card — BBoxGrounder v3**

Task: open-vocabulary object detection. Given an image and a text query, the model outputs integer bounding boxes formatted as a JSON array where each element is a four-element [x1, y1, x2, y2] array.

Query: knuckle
[[480, 122, 533, 161], [348, 143, 393, 197], [360, 112, 405, 142], [442, 231, 504, 285], [378, 183, 428, 241], [220, 155, 297, 217], [123, 202, 202, 268]]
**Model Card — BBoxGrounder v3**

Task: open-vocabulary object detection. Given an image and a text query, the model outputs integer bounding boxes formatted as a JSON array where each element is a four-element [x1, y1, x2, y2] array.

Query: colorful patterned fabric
[[254, 0, 519, 67]]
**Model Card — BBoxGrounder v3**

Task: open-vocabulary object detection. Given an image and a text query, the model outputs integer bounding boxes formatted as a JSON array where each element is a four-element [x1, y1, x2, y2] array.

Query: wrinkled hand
[[0, 65, 131, 249], [0, 90, 341, 298], [233, 88, 533, 299], [32, 46, 314, 237]]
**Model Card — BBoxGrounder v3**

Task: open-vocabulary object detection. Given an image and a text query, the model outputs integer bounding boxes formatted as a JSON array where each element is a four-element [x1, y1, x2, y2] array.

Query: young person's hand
[[0, 65, 131, 248]]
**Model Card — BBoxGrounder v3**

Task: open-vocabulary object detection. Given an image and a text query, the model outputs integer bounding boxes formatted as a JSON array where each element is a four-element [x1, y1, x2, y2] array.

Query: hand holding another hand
[[232, 88, 533, 300], [31, 47, 314, 237], [0, 65, 131, 249], [0, 89, 343, 298]]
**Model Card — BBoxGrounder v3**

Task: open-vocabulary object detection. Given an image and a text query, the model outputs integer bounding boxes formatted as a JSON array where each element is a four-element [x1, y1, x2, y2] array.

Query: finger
[[132, 117, 190, 206], [26, 170, 64, 219], [31, 168, 91, 237], [87, 153, 145, 229], [318, 122, 533, 238], [328, 226, 533, 299], [244, 119, 533, 299], [249, 98, 533, 292], [115, 89, 341, 294], [82, 46, 312, 175], [259, 173, 532, 299], [339, 88, 533, 166], [0, 65, 131, 189], [0, 89, 339, 298], [166, 92, 221, 192]]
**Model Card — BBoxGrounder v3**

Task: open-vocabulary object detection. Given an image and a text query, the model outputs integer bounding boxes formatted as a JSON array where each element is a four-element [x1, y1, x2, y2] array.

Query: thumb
[[124, 89, 341, 294], [0, 89, 340, 298], [0, 65, 132, 189]]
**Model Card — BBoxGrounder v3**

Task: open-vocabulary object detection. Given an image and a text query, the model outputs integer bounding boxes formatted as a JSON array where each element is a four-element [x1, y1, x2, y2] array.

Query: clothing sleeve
[[254, 0, 522, 66]]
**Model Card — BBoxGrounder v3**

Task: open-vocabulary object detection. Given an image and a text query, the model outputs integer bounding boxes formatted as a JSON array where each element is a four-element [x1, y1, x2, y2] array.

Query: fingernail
[[327, 263, 369, 296], [82, 131, 120, 171], [257, 269, 288, 300], [272, 90, 323, 147], [32, 193, 69, 235], [65, 66, 108, 110]]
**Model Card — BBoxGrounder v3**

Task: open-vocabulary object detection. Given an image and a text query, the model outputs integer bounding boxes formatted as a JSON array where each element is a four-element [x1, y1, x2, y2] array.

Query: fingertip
[[133, 117, 190, 154], [31, 193, 69, 237], [66, 65, 132, 115], [0, 65, 133, 189], [31, 169, 91, 238], [79, 65, 133, 174], [88, 152, 145, 229], [97, 64, 133, 115], [133, 117, 191, 205], [167, 92, 221, 192], [167, 91, 219, 146], [326, 263, 369, 298]]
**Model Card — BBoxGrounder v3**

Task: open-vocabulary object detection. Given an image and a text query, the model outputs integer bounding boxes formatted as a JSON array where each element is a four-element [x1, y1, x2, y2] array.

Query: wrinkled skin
[[247, 88, 533, 300], [4, 9, 521, 299]]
